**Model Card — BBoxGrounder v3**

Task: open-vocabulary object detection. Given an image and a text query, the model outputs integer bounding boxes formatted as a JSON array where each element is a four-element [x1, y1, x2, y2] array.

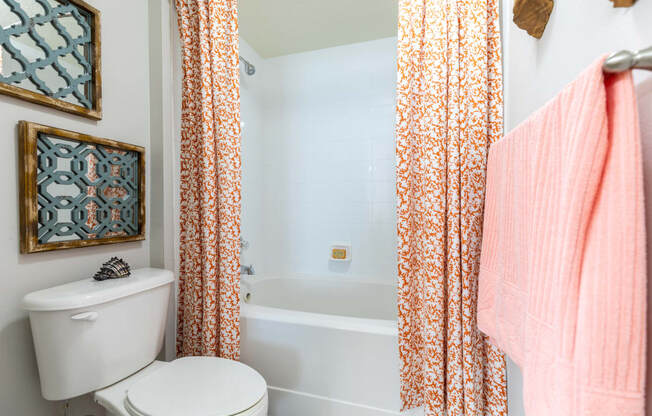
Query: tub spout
[[241, 264, 255, 275]]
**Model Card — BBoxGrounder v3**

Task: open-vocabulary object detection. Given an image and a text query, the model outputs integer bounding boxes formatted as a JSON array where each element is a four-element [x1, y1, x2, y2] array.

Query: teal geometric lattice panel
[[36, 133, 140, 243], [0, 0, 94, 108]]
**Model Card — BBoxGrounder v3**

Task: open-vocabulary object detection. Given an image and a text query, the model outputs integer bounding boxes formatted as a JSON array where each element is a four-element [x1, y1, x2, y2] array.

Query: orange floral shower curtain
[[175, 0, 241, 359], [395, 0, 507, 414]]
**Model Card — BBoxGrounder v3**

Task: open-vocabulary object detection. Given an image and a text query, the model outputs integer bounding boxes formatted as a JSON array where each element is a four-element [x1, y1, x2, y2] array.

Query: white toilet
[[23, 268, 268, 416]]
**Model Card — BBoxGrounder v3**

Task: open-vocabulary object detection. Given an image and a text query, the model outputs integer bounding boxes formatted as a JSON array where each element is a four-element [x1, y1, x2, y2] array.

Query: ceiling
[[239, 0, 398, 58]]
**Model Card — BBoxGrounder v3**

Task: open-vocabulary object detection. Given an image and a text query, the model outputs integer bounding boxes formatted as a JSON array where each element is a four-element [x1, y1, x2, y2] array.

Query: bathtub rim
[[239, 275, 398, 337]]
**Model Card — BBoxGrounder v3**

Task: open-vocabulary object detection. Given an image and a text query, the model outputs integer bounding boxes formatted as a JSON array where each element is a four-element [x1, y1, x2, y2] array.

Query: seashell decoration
[[93, 257, 131, 281]]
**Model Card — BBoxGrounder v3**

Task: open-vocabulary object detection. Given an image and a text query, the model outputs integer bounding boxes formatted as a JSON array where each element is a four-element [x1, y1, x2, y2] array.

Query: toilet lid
[[126, 357, 267, 416]]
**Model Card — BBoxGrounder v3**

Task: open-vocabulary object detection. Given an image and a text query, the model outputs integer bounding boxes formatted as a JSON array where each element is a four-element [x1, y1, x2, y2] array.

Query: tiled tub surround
[[240, 275, 420, 416], [240, 36, 398, 283]]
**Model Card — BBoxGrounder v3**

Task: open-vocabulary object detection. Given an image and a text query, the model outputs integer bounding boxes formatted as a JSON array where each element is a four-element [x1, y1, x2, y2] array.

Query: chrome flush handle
[[70, 311, 98, 322]]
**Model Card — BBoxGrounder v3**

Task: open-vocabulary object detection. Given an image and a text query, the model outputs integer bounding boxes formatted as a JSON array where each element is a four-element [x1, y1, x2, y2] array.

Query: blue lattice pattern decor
[[37, 134, 140, 244], [0, 0, 95, 109]]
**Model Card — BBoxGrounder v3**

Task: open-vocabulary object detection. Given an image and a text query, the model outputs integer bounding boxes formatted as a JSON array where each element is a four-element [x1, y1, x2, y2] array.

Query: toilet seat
[[123, 392, 268, 416], [126, 356, 266, 416], [95, 357, 267, 416]]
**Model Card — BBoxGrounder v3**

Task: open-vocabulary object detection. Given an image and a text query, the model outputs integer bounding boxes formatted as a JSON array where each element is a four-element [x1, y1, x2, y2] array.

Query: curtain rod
[[603, 46, 652, 73]]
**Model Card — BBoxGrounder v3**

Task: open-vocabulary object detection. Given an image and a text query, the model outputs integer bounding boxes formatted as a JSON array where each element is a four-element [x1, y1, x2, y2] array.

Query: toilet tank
[[23, 268, 174, 401]]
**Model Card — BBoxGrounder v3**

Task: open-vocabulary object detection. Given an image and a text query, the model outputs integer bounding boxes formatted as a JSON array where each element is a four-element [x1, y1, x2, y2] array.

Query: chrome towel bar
[[603, 46, 652, 73]]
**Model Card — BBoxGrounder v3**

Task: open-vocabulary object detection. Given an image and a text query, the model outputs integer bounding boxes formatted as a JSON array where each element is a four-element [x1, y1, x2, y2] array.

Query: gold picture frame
[[19, 121, 145, 253]]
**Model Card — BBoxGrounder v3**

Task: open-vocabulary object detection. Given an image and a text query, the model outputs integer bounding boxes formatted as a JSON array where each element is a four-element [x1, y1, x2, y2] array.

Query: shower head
[[239, 56, 256, 76]]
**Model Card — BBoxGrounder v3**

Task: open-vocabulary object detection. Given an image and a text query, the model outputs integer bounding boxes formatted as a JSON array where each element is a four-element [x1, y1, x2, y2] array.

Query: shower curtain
[[175, 0, 241, 359], [395, 0, 507, 414]]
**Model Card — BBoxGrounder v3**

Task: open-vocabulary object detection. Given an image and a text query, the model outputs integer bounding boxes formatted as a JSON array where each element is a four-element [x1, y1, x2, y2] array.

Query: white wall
[[241, 37, 398, 283], [149, 0, 178, 363], [0, 1, 153, 415], [642, 70, 652, 416], [501, 1, 652, 414], [240, 38, 268, 278]]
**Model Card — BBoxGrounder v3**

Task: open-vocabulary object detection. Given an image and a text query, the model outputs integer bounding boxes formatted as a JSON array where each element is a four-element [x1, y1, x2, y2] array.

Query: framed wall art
[[0, 0, 101, 119], [19, 121, 145, 253]]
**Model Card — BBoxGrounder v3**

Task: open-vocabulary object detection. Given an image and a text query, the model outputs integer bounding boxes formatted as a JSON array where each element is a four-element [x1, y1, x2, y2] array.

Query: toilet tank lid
[[23, 268, 174, 312]]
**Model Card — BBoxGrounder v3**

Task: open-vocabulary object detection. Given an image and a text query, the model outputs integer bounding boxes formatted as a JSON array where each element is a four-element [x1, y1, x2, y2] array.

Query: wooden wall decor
[[19, 121, 145, 253], [610, 0, 636, 7], [0, 0, 102, 119], [513, 0, 554, 39]]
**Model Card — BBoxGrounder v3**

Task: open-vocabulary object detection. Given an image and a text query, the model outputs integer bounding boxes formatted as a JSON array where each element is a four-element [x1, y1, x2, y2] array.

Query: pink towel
[[478, 57, 646, 416]]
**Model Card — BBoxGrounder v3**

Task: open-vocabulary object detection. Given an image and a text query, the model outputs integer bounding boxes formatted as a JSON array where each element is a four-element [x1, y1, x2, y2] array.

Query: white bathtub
[[240, 276, 418, 416]]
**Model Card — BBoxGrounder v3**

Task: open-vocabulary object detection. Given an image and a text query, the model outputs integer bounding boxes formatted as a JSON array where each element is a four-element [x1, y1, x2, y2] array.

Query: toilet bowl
[[95, 358, 268, 416], [22, 268, 268, 416]]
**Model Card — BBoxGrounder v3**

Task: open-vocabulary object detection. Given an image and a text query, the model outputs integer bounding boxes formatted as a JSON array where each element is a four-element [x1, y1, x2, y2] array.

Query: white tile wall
[[240, 39, 267, 276], [240, 37, 397, 283]]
